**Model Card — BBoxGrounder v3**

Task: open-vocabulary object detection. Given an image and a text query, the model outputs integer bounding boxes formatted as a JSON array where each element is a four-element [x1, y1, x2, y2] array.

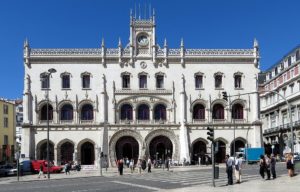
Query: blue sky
[[0, 0, 299, 99]]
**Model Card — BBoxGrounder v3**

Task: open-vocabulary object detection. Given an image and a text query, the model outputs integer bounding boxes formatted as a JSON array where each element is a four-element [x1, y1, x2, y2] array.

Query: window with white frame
[[61, 73, 71, 89], [270, 113, 276, 128], [40, 73, 50, 89], [81, 73, 91, 89], [139, 74, 147, 89], [296, 50, 300, 61], [194, 73, 203, 89], [156, 73, 164, 89], [282, 112, 287, 125], [290, 83, 294, 94], [122, 74, 130, 89], [234, 73, 242, 89], [214, 73, 223, 89]]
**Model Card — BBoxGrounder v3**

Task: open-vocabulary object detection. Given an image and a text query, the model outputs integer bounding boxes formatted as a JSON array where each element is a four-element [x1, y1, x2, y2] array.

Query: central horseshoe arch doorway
[[116, 136, 139, 163], [149, 136, 173, 160]]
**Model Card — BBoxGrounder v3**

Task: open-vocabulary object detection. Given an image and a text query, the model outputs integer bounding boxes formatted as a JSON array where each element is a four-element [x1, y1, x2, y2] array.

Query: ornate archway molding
[[144, 129, 179, 161], [109, 129, 144, 166]]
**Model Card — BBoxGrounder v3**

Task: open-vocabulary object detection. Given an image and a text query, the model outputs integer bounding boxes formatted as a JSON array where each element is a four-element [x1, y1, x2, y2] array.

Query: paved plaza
[[0, 163, 298, 192]]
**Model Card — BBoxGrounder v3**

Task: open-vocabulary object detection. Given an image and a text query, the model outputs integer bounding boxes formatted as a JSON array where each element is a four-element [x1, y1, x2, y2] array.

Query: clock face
[[137, 35, 149, 46]]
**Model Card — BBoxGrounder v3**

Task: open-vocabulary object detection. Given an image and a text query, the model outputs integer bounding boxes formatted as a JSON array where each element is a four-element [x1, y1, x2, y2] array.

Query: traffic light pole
[[211, 143, 215, 187]]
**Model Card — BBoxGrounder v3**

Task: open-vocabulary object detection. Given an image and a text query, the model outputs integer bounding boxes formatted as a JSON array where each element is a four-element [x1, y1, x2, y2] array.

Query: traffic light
[[222, 91, 228, 101], [207, 127, 214, 143], [100, 152, 104, 158]]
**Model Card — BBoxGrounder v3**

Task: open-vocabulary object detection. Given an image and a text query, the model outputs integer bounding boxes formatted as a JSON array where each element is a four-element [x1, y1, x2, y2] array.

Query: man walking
[[270, 154, 276, 179], [234, 156, 243, 183], [225, 154, 233, 185], [147, 158, 152, 173]]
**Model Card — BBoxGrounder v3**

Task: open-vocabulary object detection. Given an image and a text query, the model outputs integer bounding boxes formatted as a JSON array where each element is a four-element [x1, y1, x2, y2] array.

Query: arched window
[[232, 103, 243, 119], [40, 104, 53, 120], [193, 104, 205, 120], [81, 104, 93, 120], [60, 104, 73, 120], [154, 104, 166, 120], [120, 104, 133, 120], [137, 104, 149, 120], [212, 104, 224, 119]]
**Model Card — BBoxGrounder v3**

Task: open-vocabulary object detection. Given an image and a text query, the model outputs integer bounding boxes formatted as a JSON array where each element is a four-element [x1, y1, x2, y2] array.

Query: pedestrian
[[65, 162, 70, 175], [270, 154, 276, 179], [118, 159, 124, 175], [259, 155, 266, 179], [265, 155, 271, 180], [225, 154, 233, 185], [38, 163, 46, 179], [286, 153, 294, 177], [165, 157, 170, 171], [234, 156, 242, 184], [129, 159, 134, 173], [147, 158, 152, 173], [137, 159, 142, 174]]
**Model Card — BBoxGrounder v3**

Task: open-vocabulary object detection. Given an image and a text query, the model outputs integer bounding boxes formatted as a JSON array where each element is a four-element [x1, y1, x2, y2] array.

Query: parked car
[[294, 153, 300, 161], [0, 164, 17, 177], [31, 160, 63, 173]]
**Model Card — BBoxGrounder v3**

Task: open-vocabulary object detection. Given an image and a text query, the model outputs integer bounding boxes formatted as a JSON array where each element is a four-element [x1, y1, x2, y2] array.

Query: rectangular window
[[215, 75, 222, 88], [156, 75, 164, 89], [82, 75, 90, 89], [62, 75, 70, 89], [4, 135, 8, 145], [195, 75, 203, 89], [274, 67, 278, 75], [296, 50, 300, 61], [3, 104, 8, 114], [4, 117, 8, 128], [282, 112, 287, 125], [41, 75, 49, 89], [290, 84, 294, 94], [122, 75, 130, 89], [139, 75, 147, 89], [270, 113, 276, 128], [288, 56, 292, 66], [234, 75, 242, 88]]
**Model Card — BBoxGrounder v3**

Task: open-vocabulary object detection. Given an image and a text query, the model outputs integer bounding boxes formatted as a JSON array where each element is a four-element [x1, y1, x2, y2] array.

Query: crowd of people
[[225, 152, 296, 186], [116, 157, 171, 175]]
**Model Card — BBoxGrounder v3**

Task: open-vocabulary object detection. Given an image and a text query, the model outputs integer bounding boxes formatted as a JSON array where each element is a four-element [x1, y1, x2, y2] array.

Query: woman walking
[[286, 153, 294, 177]]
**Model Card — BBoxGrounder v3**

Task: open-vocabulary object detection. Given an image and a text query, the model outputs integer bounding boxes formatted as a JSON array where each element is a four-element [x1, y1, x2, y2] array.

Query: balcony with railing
[[59, 120, 74, 125], [192, 119, 207, 124]]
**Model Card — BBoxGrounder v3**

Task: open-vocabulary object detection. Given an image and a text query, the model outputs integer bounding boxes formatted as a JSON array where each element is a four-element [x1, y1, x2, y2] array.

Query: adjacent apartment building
[[0, 99, 16, 163], [259, 45, 300, 156], [22, 10, 262, 167]]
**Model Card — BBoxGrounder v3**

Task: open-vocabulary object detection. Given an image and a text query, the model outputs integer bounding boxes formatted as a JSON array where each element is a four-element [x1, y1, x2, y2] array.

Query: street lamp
[[45, 68, 56, 179]]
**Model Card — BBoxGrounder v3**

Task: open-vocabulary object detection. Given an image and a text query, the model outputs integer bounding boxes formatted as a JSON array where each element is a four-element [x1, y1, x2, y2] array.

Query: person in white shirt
[[234, 156, 243, 183]]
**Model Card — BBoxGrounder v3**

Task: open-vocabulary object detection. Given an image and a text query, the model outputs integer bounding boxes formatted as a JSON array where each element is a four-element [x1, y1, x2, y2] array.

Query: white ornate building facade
[[22, 11, 262, 167], [259, 45, 300, 155]]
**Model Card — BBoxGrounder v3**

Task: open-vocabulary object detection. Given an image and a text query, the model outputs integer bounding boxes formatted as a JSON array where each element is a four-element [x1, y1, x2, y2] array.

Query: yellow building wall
[[0, 100, 16, 163]]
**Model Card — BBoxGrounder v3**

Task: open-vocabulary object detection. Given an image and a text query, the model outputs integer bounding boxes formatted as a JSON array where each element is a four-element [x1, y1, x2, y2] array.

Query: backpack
[[235, 162, 239, 171]]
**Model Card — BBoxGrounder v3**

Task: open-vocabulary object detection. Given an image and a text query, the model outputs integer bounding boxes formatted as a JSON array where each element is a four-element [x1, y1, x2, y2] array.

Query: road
[[0, 163, 291, 192]]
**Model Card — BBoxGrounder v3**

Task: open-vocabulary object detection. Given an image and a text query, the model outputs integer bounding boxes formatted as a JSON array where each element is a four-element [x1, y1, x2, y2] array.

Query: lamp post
[[45, 68, 56, 179]]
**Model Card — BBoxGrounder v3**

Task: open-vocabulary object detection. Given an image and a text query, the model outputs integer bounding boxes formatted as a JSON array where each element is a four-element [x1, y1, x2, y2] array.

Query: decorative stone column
[[179, 74, 190, 163]]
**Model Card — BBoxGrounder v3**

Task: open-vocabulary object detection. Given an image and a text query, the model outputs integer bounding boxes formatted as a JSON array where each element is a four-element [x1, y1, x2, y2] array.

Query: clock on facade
[[137, 35, 149, 46]]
